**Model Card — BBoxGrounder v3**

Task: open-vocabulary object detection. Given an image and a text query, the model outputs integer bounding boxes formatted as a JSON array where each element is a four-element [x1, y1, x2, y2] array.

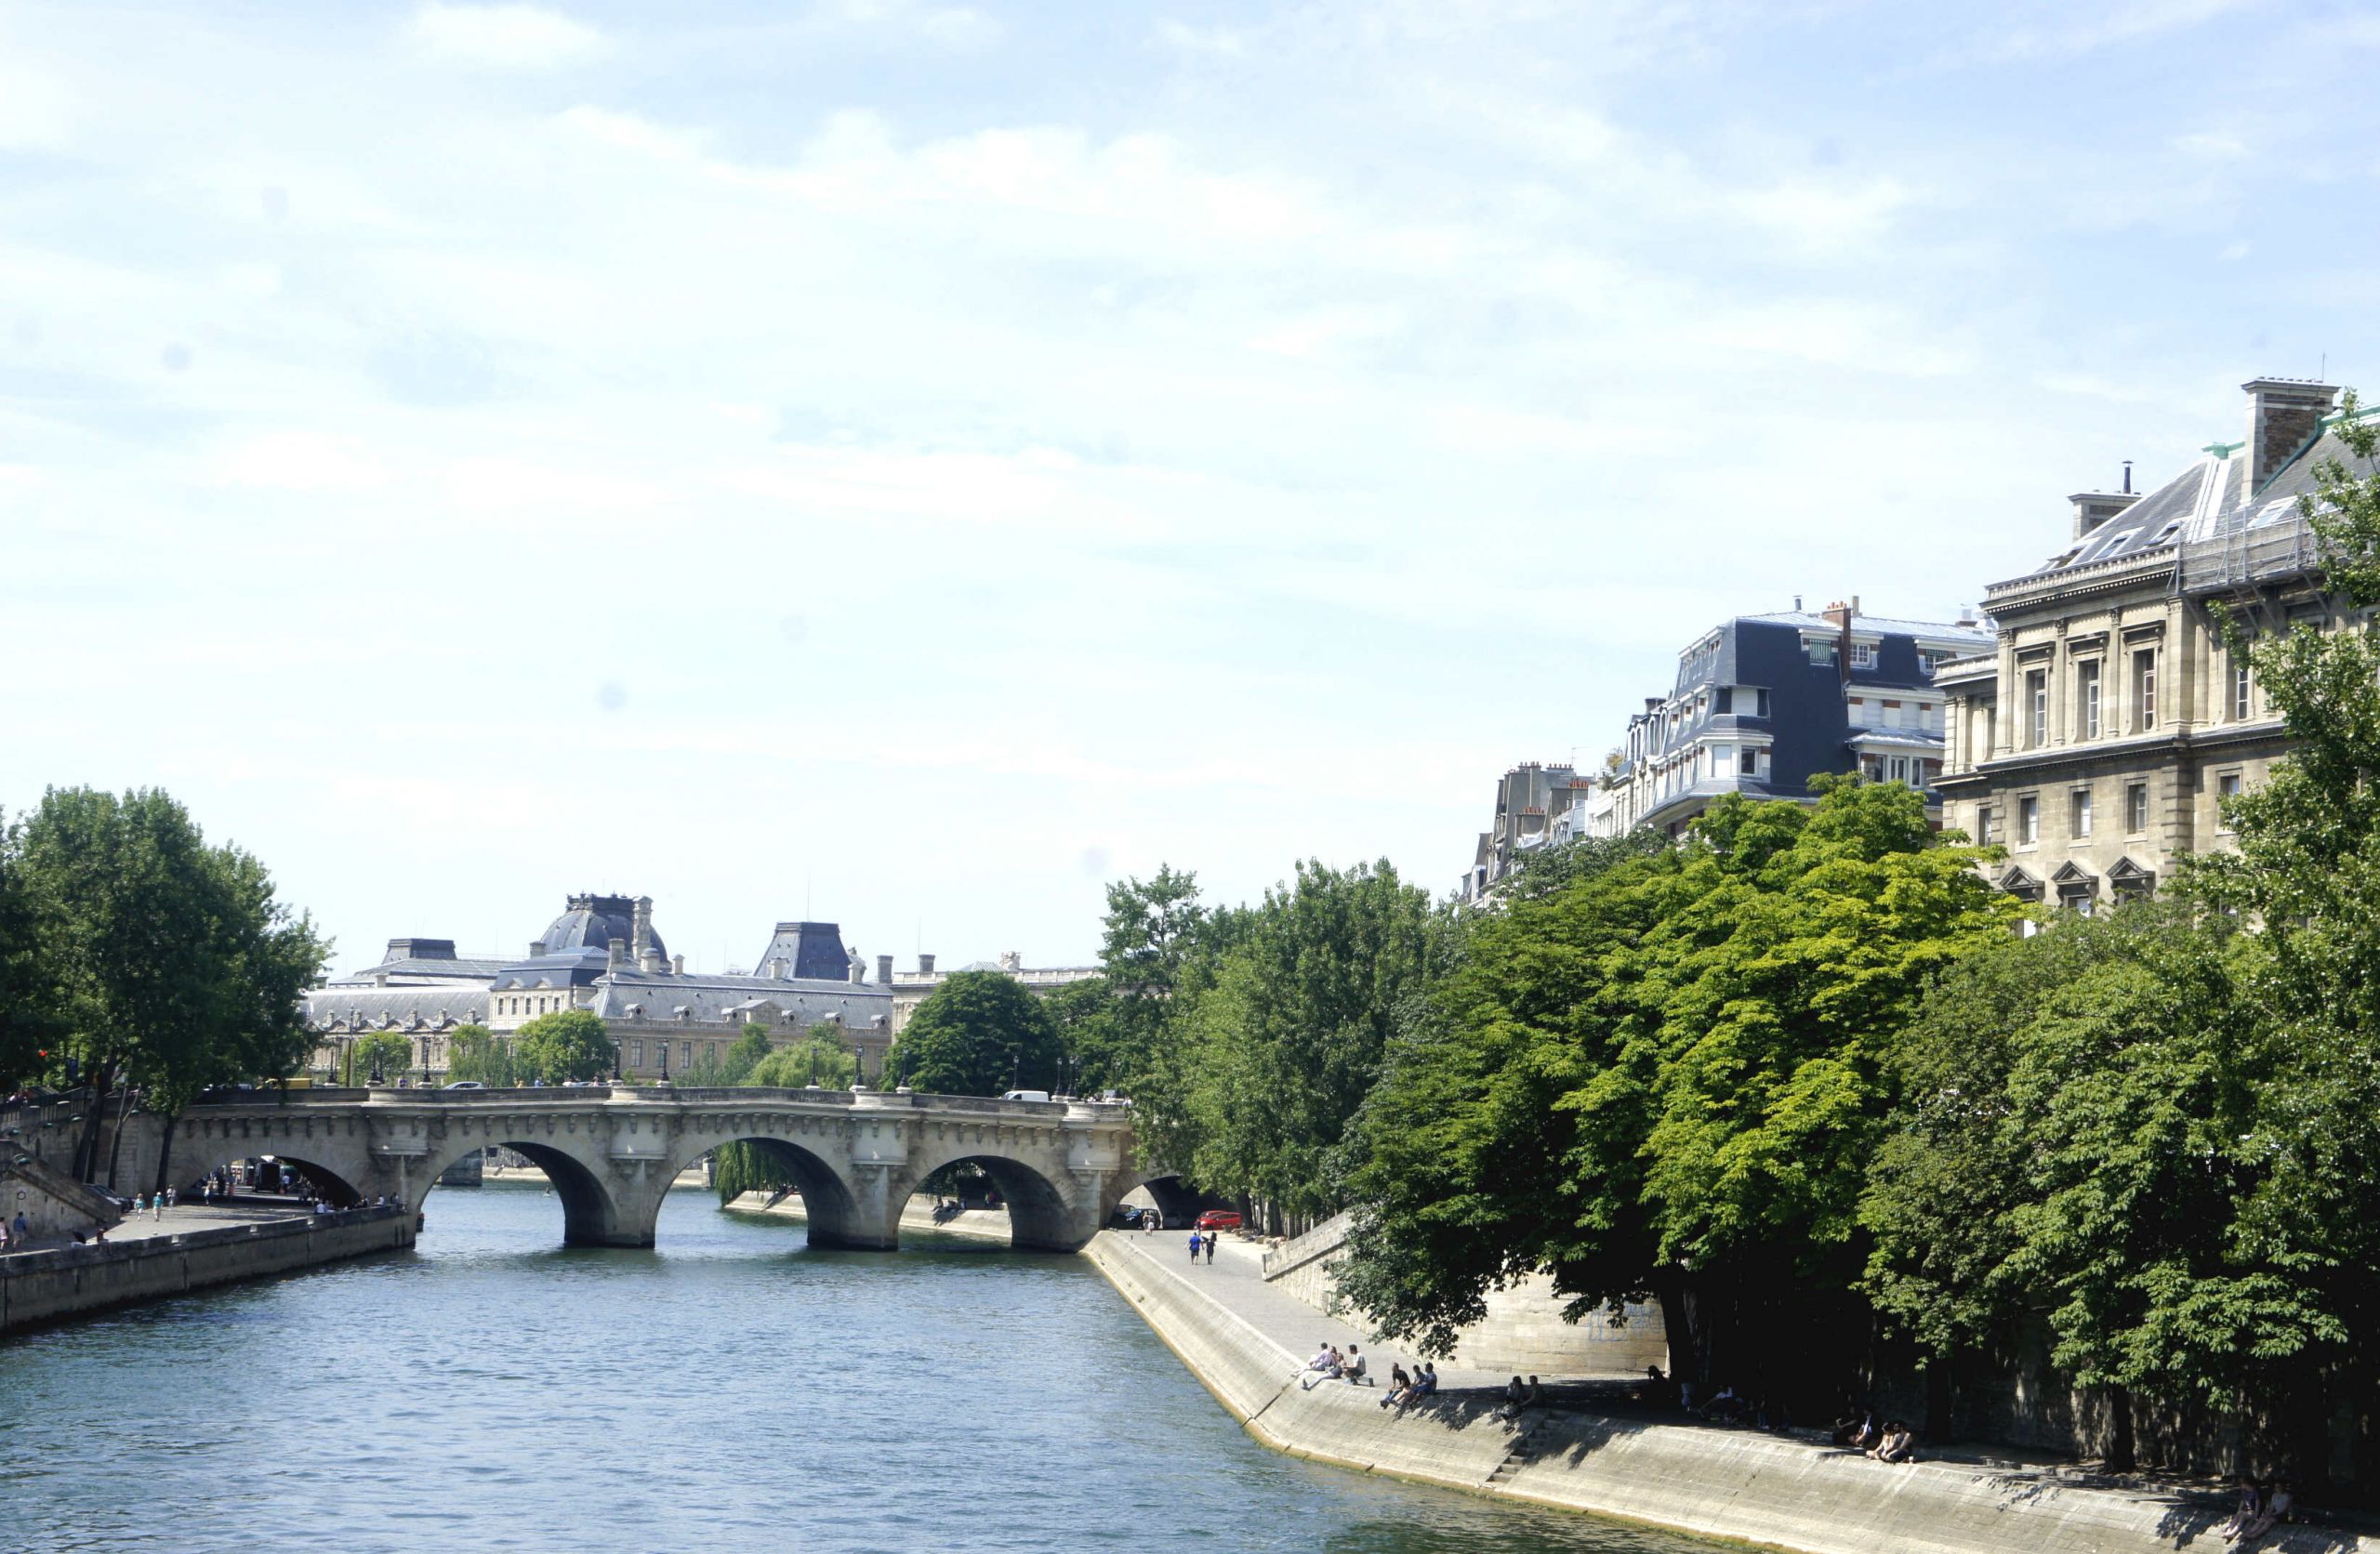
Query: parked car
[[1109, 1205, 1144, 1229], [1195, 1209, 1243, 1231]]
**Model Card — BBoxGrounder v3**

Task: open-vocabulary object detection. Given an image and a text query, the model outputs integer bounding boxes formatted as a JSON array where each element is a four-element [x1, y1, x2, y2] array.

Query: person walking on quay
[[1204, 1231, 1216, 1264], [12, 1210, 28, 1245], [1187, 1230, 1202, 1263], [152, 1192, 165, 1221], [164, 1186, 177, 1211]]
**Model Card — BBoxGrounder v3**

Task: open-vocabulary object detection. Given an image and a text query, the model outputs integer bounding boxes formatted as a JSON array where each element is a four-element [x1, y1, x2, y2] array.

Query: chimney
[[2069, 485, 2142, 542], [631, 896, 654, 958], [671, 955, 683, 975], [918, 953, 935, 976], [2243, 377, 2340, 494], [848, 953, 865, 984], [877, 954, 893, 985], [640, 947, 662, 973], [607, 936, 628, 969], [999, 950, 1022, 973], [1822, 599, 1854, 680]]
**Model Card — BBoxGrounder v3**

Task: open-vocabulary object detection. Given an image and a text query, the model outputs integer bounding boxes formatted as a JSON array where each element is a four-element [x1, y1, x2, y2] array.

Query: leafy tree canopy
[[889, 969, 1060, 1096], [514, 1008, 615, 1084]]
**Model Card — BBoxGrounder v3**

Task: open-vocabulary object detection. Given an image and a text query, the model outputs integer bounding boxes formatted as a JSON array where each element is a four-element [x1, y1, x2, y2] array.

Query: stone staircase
[[1483, 1414, 1552, 1487]]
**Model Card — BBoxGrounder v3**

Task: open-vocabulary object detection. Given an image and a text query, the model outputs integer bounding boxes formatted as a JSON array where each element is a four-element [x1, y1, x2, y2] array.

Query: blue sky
[[3, 0, 2373, 974]]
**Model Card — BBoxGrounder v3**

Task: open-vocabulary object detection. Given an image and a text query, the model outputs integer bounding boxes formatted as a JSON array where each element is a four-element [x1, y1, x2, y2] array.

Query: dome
[[536, 894, 666, 961]]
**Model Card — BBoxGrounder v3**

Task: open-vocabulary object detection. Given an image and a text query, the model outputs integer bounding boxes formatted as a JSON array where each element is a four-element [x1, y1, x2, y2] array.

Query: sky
[[3, 0, 2375, 976]]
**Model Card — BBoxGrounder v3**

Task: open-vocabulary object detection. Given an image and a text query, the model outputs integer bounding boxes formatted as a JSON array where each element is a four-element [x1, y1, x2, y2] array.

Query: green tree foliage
[[1042, 975, 1123, 1096], [681, 1022, 774, 1087], [350, 1030, 417, 1086], [443, 1024, 521, 1087], [1338, 780, 2016, 1367], [1150, 858, 1436, 1230], [0, 811, 60, 1091], [514, 1008, 615, 1084], [888, 969, 1060, 1096], [748, 1036, 857, 1089], [17, 786, 325, 1183]]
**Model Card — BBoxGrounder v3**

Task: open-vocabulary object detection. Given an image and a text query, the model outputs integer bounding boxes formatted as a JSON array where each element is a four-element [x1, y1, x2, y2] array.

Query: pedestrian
[[165, 1186, 177, 1210], [1205, 1231, 1217, 1264], [152, 1192, 164, 1221], [13, 1210, 28, 1244], [1188, 1231, 1202, 1263]]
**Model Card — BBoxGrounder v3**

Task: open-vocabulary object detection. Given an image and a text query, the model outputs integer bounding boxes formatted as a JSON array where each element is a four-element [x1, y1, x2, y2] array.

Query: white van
[[999, 1088, 1052, 1103]]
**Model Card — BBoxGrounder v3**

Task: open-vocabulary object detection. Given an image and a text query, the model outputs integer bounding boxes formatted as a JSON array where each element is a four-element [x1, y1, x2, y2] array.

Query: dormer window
[[1850, 641, 1877, 670]]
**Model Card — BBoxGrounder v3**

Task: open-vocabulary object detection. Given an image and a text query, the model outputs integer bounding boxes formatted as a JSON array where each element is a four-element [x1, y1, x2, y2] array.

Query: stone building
[[1459, 762, 1594, 902], [1935, 377, 2371, 911], [0, 1150, 125, 1245], [1583, 603, 1992, 839], [305, 894, 894, 1084]]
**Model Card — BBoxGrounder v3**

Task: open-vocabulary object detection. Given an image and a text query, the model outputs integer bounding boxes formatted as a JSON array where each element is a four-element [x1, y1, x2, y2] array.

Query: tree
[[1152, 858, 1437, 1231], [350, 1031, 416, 1086], [888, 970, 1060, 1096], [18, 786, 325, 1185], [444, 1024, 521, 1087], [0, 811, 60, 1091], [749, 1035, 856, 1089], [1043, 975, 1124, 1096], [514, 1009, 615, 1084], [1336, 780, 2016, 1378], [683, 1022, 774, 1087], [711, 1024, 855, 1203]]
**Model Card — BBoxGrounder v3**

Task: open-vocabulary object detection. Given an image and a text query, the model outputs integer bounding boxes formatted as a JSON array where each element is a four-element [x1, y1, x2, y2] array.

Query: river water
[[4, 1183, 1719, 1554]]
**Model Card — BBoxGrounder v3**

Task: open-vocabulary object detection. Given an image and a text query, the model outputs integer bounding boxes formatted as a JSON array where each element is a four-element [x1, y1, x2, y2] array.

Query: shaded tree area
[[707, 1022, 858, 1204], [3, 787, 325, 1191]]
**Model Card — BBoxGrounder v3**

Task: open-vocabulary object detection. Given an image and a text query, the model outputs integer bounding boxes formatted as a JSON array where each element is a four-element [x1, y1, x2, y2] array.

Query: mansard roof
[[304, 986, 490, 1031]]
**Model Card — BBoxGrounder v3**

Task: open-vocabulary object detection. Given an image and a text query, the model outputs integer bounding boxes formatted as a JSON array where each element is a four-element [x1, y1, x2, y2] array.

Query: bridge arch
[[1104, 1169, 1212, 1232], [662, 1128, 867, 1248], [892, 1144, 1081, 1253], [416, 1135, 644, 1248], [167, 1147, 369, 1207]]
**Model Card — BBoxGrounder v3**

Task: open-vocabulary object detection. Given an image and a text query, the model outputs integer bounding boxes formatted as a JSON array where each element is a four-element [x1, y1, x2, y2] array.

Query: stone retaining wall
[[0, 1209, 415, 1336], [1086, 1235, 2373, 1554], [1260, 1213, 1668, 1378], [726, 1192, 1014, 1245]]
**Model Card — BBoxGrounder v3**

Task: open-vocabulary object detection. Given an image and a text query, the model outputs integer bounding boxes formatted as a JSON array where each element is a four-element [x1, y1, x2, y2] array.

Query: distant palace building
[[305, 893, 893, 1085]]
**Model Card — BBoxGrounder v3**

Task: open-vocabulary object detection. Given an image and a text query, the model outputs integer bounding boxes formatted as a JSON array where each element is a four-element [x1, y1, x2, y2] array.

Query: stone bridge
[[104, 1086, 1188, 1252]]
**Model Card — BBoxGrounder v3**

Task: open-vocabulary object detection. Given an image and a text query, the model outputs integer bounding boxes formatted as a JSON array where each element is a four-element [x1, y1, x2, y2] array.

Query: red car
[[1195, 1209, 1243, 1231]]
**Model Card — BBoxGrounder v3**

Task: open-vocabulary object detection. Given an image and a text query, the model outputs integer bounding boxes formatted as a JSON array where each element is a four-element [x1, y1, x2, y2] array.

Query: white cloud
[[407, 3, 612, 71], [205, 431, 391, 493]]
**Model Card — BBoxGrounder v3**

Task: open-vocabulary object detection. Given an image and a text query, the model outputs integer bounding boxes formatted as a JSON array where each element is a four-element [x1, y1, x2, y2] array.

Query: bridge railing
[[182, 1084, 1125, 1116]]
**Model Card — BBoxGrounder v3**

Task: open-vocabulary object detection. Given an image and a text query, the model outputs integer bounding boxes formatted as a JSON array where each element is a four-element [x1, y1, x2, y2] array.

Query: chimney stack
[[877, 954, 893, 985], [848, 954, 864, 984], [607, 936, 628, 969], [1823, 599, 1855, 682], [918, 953, 936, 977], [671, 955, 683, 975], [631, 896, 654, 957], [2243, 377, 2340, 494], [2069, 486, 2142, 542], [999, 950, 1022, 973]]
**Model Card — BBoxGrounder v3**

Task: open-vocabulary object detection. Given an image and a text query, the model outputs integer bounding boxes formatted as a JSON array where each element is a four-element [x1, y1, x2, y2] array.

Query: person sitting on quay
[[1299, 1343, 1342, 1387], [1340, 1345, 1368, 1385], [1497, 1376, 1547, 1423], [1865, 1420, 1917, 1464], [1387, 1362, 1439, 1416], [1381, 1363, 1412, 1408], [2216, 1479, 2266, 1543]]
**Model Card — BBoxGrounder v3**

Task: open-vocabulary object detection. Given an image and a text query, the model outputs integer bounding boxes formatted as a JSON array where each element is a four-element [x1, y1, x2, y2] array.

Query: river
[[4, 1183, 1722, 1553]]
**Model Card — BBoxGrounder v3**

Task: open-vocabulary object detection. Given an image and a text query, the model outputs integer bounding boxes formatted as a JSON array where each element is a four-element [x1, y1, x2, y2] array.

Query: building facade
[[1936, 377, 2369, 911], [1460, 762, 1593, 902], [1584, 603, 1992, 839], [305, 895, 895, 1084]]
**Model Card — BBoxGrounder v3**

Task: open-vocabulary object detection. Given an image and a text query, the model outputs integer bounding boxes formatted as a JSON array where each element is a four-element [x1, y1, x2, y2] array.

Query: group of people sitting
[[1297, 1343, 1368, 1389], [1381, 1362, 1438, 1410], [1831, 1408, 1918, 1463], [1496, 1376, 1548, 1422], [2216, 1479, 2293, 1545]]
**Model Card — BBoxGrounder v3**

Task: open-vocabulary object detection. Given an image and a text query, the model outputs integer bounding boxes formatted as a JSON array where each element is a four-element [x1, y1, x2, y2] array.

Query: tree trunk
[[1654, 1274, 1714, 1388], [1924, 1360, 1954, 1443], [151, 1109, 179, 1197], [72, 1061, 116, 1181], [2107, 1385, 2136, 1473], [102, 1083, 135, 1189]]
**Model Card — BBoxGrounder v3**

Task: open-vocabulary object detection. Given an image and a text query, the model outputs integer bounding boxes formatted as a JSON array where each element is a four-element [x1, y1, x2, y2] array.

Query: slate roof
[[588, 970, 889, 1030], [304, 986, 491, 1031]]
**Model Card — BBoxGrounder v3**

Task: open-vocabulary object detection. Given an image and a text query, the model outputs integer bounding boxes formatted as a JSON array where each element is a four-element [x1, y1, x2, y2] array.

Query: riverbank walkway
[[2, 1196, 327, 1258], [1101, 1224, 1501, 1390]]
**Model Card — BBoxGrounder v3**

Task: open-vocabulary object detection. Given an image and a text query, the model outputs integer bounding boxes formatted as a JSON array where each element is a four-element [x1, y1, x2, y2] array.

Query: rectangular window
[[631, 1041, 643, 1066], [1888, 756, 1910, 784], [2126, 782, 2149, 834], [1916, 650, 1937, 676], [1807, 639, 1835, 665], [2217, 770, 2241, 829], [1715, 688, 1733, 714], [1739, 749, 1758, 775], [1977, 808, 1996, 846], [2077, 660, 2102, 740], [1755, 689, 1770, 718], [2071, 788, 2093, 837], [1851, 641, 1877, 669], [2019, 795, 2040, 845], [2233, 662, 2252, 720], [2027, 670, 2049, 748], [2134, 649, 2157, 731]]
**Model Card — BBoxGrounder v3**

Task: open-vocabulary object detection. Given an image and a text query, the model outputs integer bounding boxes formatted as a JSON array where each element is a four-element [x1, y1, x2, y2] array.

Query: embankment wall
[[1, 1209, 415, 1336], [1087, 1235, 2372, 1554], [1261, 1213, 1667, 1378], [726, 1192, 1014, 1245]]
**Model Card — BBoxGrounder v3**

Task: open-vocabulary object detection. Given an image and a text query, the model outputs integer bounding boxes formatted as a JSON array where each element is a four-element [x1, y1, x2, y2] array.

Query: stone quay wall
[[725, 1192, 1014, 1245], [1085, 1234, 2375, 1554], [0, 1208, 415, 1337], [1261, 1212, 1668, 1378]]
